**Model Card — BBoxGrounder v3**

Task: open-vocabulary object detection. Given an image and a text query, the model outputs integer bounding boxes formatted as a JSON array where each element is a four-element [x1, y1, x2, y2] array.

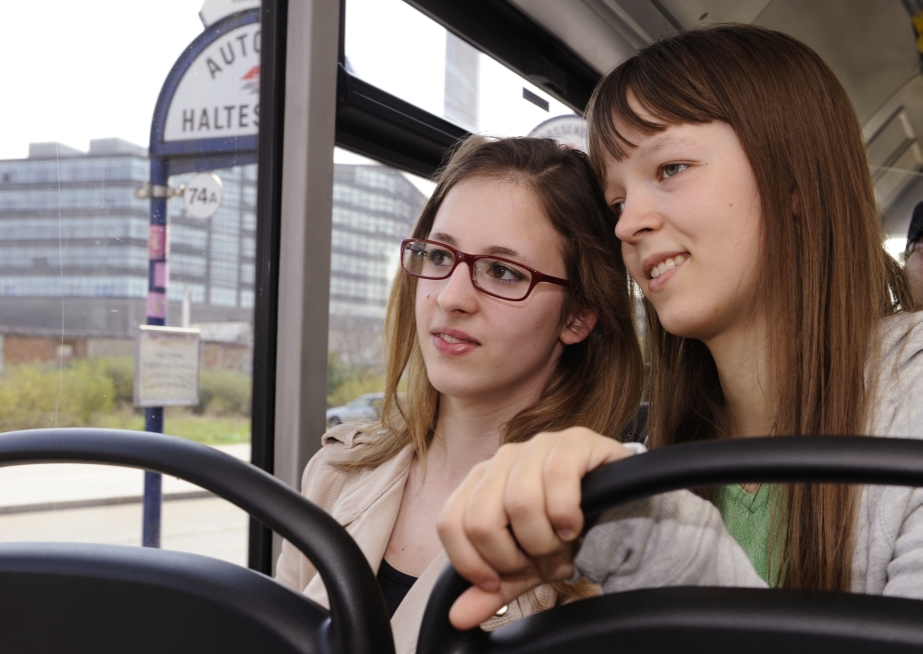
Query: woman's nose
[[436, 262, 478, 313], [614, 193, 663, 243]]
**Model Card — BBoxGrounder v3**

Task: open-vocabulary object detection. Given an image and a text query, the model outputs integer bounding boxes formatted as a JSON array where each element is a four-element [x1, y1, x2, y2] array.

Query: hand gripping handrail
[[418, 436, 923, 654], [0, 428, 395, 654]]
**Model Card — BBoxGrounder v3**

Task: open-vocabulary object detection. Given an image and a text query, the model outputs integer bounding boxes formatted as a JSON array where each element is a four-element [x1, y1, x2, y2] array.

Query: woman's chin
[[655, 311, 709, 341], [430, 379, 480, 401], [429, 375, 506, 405]]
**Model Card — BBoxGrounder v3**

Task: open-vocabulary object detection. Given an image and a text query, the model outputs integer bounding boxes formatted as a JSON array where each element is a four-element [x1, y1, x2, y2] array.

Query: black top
[[377, 559, 418, 617]]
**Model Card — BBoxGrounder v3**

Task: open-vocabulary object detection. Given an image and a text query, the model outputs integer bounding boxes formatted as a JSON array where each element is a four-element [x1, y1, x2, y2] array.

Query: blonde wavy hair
[[338, 136, 644, 478]]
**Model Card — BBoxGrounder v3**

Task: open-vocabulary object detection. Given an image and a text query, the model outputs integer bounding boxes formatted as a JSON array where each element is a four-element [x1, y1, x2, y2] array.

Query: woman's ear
[[560, 308, 598, 345]]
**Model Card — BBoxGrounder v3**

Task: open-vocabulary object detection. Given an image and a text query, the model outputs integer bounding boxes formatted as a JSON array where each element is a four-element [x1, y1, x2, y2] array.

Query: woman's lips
[[649, 253, 688, 279], [432, 329, 480, 356], [645, 253, 689, 292]]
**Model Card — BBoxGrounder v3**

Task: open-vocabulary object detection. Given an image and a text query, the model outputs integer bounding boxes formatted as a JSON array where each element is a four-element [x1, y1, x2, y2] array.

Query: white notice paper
[[134, 326, 201, 407]]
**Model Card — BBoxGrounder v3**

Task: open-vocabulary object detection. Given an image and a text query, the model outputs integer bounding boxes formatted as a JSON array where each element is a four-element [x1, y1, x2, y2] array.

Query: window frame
[[249, 0, 602, 574]]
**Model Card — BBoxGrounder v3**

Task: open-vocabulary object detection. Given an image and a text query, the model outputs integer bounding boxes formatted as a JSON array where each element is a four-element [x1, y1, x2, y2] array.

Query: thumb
[[448, 574, 541, 630]]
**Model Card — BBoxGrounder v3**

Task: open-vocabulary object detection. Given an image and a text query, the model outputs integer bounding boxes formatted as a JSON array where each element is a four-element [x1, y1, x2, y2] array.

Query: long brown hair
[[586, 24, 918, 591], [340, 136, 643, 478]]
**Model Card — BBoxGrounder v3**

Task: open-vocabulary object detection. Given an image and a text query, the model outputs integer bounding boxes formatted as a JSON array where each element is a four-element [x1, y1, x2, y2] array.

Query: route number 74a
[[183, 172, 224, 220]]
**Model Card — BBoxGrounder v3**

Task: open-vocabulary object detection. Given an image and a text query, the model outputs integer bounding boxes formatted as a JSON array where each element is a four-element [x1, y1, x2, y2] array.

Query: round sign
[[183, 172, 224, 219], [529, 114, 588, 152]]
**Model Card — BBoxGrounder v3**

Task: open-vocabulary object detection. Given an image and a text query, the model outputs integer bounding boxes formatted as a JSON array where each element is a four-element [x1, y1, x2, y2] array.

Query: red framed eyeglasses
[[400, 238, 573, 301]]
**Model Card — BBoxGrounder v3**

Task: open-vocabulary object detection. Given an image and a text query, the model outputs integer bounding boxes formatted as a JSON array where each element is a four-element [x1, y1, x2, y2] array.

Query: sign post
[[140, 8, 259, 547], [142, 156, 169, 547]]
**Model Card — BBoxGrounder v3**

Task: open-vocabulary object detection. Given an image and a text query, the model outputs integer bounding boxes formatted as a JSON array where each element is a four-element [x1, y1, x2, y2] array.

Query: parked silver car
[[326, 392, 384, 429]]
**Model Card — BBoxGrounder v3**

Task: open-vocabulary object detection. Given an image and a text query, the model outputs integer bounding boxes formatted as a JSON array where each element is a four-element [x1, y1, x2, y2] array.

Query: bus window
[[344, 0, 578, 142], [0, 1, 258, 566], [327, 147, 434, 416]]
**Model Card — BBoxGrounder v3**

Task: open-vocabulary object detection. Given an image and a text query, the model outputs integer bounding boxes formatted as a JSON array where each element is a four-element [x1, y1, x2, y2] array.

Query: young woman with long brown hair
[[274, 136, 644, 652], [438, 24, 923, 629]]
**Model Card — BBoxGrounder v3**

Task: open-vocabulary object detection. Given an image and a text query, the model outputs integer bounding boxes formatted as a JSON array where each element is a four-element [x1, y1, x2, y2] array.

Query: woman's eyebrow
[[638, 134, 695, 158], [432, 233, 521, 258], [486, 245, 519, 257], [430, 232, 457, 245]]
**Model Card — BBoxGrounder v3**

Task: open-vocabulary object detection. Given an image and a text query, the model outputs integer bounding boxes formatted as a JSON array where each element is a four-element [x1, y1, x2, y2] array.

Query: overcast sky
[[0, 1, 204, 159], [0, 0, 572, 163], [0, 2, 907, 252]]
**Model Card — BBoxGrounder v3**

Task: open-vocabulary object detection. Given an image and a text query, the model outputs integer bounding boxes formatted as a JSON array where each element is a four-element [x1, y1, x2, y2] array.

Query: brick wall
[[4, 335, 87, 367], [1, 334, 250, 375], [200, 342, 252, 374]]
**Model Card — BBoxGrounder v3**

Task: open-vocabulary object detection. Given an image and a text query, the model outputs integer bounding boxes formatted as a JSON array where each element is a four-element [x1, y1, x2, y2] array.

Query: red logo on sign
[[241, 65, 260, 95]]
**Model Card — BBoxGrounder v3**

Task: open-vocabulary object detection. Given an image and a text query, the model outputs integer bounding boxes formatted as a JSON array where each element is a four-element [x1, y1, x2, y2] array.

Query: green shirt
[[716, 484, 776, 586]]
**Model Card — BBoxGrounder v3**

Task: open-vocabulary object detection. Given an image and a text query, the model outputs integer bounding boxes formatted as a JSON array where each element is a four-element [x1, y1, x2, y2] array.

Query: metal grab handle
[[417, 435, 923, 654], [0, 428, 394, 654]]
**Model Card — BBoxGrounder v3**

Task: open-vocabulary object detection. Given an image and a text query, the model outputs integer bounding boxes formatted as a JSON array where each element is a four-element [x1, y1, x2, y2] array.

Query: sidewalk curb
[[0, 490, 214, 515]]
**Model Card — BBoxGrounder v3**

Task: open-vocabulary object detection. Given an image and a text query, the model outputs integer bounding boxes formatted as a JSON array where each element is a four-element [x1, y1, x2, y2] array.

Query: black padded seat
[[418, 436, 923, 654], [0, 428, 395, 654], [0, 542, 326, 653]]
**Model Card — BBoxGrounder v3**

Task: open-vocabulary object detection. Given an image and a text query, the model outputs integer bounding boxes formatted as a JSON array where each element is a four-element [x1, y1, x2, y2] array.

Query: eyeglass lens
[[402, 240, 533, 300]]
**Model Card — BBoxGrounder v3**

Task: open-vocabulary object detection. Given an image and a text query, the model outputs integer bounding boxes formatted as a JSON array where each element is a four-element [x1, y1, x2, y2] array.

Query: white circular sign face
[[183, 172, 224, 219], [529, 114, 588, 152]]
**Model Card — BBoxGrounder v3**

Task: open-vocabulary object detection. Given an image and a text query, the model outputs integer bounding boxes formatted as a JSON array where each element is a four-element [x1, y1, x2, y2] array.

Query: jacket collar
[[325, 431, 415, 528]]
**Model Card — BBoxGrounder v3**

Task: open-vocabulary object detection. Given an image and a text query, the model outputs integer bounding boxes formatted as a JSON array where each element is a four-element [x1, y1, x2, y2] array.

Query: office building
[[0, 139, 425, 368]]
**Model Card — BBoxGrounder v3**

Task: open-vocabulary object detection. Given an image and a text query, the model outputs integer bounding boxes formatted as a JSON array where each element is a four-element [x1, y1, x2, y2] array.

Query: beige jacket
[[275, 425, 559, 654]]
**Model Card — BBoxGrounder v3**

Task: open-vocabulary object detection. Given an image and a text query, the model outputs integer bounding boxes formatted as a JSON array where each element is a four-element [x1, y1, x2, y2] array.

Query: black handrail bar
[[0, 428, 394, 654], [419, 435, 923, 654]]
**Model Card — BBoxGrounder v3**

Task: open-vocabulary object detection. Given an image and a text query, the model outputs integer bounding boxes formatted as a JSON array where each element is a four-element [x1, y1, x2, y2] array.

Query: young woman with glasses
[[275, 136, 644, 651], [438, 24, 923, 630]]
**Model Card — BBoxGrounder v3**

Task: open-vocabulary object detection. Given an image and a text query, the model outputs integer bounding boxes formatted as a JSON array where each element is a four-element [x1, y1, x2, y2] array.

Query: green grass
[[95, 409, 250, 446], [0, 360, 252, 445]]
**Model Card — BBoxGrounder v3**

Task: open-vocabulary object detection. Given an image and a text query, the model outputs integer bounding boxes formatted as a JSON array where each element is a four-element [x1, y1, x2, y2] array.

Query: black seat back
[[417, 436, 923, 654], [0, 428, 394, 654], [0, 542, 326, 653]]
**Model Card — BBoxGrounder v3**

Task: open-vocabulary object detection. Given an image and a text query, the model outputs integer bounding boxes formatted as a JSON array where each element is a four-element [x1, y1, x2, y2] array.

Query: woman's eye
[[485, 263, 523, 281], [429, 250, 452, 266], [611, 201, 625, 220], [661, 163, 688, 179]]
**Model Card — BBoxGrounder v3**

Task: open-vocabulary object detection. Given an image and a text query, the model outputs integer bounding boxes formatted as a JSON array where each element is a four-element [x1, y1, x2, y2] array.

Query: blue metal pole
[[142, 421, 163, 548], [143, 156, 169, 548]]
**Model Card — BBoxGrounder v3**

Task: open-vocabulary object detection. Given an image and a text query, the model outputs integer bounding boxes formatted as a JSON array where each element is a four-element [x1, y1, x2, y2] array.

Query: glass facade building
[[0, 139, 424, 352], [329, 164, 427, 365], [0, 139, 255, 337]]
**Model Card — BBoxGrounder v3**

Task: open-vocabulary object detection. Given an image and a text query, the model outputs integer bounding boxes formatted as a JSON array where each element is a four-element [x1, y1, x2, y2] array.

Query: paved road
[[0, 443, 251, 507], [0, 443, 252, 567]]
